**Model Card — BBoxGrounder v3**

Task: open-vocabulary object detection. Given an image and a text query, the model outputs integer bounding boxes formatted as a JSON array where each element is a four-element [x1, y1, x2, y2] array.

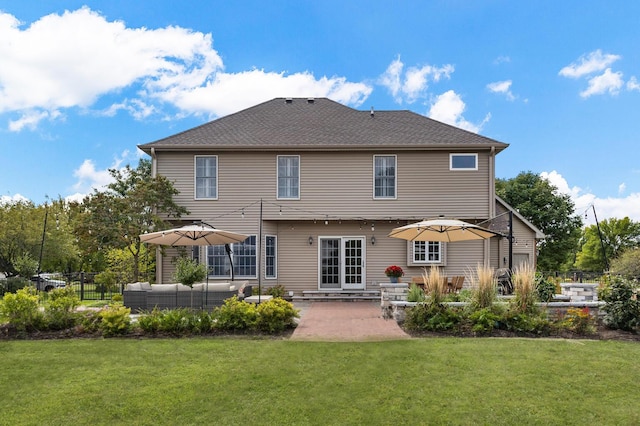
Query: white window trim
[[194, 155, 218, 200], [410, 241, 445, 266], [264, 235, 277, 280], [373, 154, 397, 200], [449, 153, 478, 171], [276, 155, 301, 200]]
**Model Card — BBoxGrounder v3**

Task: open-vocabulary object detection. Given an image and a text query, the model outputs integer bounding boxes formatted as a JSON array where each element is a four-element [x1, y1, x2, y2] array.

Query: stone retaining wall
[[560, 283, 599, 302], [379, 283, 409, 319]]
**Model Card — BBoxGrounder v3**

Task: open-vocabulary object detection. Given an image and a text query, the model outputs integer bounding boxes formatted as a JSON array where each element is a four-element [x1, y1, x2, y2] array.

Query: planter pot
[[389, 276, 399, 283]]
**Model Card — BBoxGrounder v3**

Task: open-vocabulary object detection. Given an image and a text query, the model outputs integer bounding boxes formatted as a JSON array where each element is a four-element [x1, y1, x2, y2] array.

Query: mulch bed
[[404, 325, 640, 341]]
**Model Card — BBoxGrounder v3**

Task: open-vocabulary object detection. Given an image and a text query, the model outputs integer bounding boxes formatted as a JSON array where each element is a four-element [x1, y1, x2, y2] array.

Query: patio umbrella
[[140, 223, 248, 281], [140, 223, 248, 246], [388, 218, 503, 243]]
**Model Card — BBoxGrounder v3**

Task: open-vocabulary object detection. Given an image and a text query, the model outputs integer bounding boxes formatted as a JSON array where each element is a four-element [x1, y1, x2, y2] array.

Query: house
[[138, 97, 543, 294]]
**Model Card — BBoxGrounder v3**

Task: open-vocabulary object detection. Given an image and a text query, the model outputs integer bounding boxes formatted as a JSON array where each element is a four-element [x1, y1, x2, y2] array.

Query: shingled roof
[[138, 97, 509, 153]]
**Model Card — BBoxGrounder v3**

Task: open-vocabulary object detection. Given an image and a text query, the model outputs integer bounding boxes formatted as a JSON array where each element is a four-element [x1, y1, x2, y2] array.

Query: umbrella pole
[[225, 244, 234, 281]]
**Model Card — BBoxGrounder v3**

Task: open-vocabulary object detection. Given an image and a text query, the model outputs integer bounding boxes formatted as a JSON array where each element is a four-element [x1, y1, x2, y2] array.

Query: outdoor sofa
[[123, 281, 251, 312]]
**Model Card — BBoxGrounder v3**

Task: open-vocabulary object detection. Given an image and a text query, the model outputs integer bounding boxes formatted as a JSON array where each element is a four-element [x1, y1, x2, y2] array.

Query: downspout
[[485, 147, 496, 267], [150, 148, 162, 283]]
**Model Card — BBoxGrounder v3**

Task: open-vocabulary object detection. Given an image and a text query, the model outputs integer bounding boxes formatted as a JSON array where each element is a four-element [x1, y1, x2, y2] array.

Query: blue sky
[[1, 1, 639, 225]]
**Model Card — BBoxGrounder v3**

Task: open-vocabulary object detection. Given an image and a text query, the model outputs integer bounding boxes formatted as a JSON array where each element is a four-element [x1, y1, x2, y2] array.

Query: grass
[[1, 338, 640, 425]]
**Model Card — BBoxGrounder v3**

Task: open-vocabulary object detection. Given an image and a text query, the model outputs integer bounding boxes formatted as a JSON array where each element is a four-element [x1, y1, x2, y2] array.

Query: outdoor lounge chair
[[449, 276, 464, 293]]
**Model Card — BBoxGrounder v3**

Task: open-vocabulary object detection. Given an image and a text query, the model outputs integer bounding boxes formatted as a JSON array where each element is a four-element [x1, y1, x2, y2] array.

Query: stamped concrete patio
[[290, 301, 410, 342]]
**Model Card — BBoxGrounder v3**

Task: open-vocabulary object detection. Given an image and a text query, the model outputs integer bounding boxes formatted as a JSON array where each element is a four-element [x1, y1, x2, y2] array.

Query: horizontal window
[[413, 241, 443, 264], [450, 153, 478, 171]]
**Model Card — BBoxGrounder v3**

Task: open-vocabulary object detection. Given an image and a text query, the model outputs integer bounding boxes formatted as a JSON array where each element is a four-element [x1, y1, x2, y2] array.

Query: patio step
[[294, 290, 381, 302]]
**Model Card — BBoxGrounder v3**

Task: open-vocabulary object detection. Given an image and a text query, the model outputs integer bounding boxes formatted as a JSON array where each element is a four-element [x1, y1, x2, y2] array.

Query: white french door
[[318, 237, 365, 290]]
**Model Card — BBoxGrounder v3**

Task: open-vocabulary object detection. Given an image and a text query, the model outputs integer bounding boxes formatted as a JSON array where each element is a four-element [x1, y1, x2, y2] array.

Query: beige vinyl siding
[[151, 149, 498, 289], [155, 149, 493, 221]]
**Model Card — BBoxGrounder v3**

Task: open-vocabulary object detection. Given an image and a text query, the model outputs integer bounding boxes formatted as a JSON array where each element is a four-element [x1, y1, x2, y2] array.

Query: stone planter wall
[[379, 283, 409, 319], [560, 283, 599, 302]]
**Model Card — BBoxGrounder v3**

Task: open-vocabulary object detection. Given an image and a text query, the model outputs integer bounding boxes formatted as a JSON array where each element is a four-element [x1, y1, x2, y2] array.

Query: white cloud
[[0, 194, 30, 205], [428, 90, 489, 133], [540, 170, 640, 226], [580, 68, 624, 98], [627, 76, 640, 91], [379, 56, 453, 104], [159, 69, 372, 118], [69, 150, 133, 200], [0, 7, 372, 131], [487, 80, 515, 101], [493, 55, 511, 65], [619, 183, 626, 195], [559, 50, 621, 78]]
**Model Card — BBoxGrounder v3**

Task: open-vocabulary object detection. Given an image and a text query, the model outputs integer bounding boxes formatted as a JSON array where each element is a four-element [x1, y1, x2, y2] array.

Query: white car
[[30, 274, 66, 292]]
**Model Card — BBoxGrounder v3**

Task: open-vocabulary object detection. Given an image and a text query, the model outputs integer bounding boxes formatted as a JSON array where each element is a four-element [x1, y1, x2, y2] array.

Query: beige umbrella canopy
[[388, 218, 503, 243], [140, 223, 248, 246]]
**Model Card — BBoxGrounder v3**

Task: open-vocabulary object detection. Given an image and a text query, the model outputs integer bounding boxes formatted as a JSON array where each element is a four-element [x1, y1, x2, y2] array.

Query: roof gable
[[139, 97, 509, 152]]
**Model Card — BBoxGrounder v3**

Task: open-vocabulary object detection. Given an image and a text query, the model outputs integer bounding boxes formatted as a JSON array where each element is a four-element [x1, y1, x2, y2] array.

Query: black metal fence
[[540, 271, 603, 283], [0, 272, 125, 300]]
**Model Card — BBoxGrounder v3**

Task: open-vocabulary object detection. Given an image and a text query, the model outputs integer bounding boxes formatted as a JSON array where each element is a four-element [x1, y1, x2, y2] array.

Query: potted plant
[[385, 265, 404, 283]]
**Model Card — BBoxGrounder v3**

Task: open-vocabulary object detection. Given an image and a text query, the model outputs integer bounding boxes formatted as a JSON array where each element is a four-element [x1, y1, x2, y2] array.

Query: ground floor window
[[207, 235, 256, 278], [265, 235, 277, 279], [413, 241, 442, 263]]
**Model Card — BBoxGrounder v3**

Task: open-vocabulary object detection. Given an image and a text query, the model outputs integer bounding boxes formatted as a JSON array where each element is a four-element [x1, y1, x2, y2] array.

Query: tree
[[0, 199, 79, 276], [496, 171, 583, 272], [74, 159, 188, 281], [610, 248, 640, 279], [575, 217, 640, 272]]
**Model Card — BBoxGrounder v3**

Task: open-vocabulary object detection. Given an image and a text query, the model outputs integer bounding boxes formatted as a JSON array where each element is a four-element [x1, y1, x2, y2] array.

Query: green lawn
[[1, 338, 639, 425]]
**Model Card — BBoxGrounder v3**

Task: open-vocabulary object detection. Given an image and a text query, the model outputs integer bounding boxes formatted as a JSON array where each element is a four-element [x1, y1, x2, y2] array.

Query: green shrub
[[98, 304, 131, 337], [0, 286, 45, 331], [266, 284, 286, 298], [404, 302, 462, 332], [468, 306, 503, 334], [214, 296, 257, 331], [137, 308, 162, 333], [78, 310, 102, 334], [186, 309, 214, 334], [157, 308, 190, 335], [112, 294, 123, 303], [256, 298, 299, 332], [407, 284, 426, 302], [502, 309, 550, 335], [44, 286, 81, 330], [600, 277, 640, 331], [173, 257, 207, 287], [535, 274, 556, 303]]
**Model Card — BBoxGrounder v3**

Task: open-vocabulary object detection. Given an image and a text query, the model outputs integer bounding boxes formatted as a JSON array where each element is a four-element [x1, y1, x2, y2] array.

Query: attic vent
[[307, 98, 315, 103], [370, 106, 374, 117], [285, 98, 293, 104]]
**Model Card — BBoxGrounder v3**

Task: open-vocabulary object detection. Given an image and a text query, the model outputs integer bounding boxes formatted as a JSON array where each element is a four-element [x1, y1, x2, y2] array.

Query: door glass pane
[[320, 239, 340, 289], [344, 239, 363, 285]]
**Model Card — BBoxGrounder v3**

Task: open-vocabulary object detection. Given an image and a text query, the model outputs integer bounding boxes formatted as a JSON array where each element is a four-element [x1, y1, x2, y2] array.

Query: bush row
[[0, 288, 299, 338], [404, 267, 639, 336]]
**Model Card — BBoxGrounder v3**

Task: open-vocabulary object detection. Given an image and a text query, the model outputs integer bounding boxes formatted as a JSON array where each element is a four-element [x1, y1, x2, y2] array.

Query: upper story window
[[413, 241, 443, 264], [277, 155, 300, 199], [374, 155, 396, 199], [195, 156, 218, 199], [450, 153, 478, 171]]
